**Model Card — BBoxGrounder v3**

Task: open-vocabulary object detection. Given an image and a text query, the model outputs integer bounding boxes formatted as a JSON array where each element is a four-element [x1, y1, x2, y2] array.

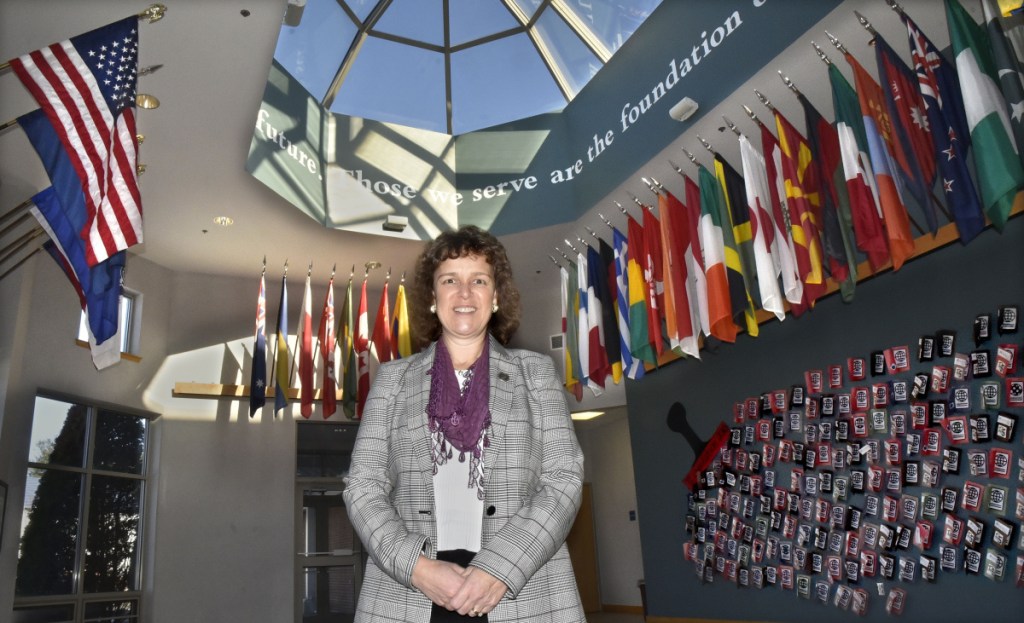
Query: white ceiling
[[0, 0, 982, 416]]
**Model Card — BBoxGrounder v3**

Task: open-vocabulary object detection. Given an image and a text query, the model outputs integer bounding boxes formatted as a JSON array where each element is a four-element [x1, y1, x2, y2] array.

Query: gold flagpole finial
[[139, 4, 168, 23]]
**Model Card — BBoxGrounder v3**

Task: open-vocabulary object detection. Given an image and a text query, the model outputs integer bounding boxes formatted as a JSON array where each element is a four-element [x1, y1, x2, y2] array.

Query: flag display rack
[[172, 382, 339, 401]]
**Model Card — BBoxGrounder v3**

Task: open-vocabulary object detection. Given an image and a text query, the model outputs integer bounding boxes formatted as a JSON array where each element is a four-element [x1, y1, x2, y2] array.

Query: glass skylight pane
[[449, 0, 521, 47], [343, 0, 383, 22], [533, 9, 601, 97], [375, 0, 444, 46], [559, 0, 663, 53], [329, 37, 447, 134], [450, 33, 566, 134], [274, 0, 355, 101], [509, 0, 544, 20]]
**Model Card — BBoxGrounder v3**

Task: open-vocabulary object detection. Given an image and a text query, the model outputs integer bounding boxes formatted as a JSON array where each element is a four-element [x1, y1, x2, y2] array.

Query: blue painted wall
[[456, 0, 843, 234], [624, 217, 1024, 621]]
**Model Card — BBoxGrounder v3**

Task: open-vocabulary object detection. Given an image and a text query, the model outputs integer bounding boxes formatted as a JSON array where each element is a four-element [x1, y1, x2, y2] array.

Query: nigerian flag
[[945, 0, 1024, 230]]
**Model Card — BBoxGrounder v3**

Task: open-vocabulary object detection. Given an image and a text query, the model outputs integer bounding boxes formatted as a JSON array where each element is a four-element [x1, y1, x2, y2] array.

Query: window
[[76, 289, 140, 356], [13, 394, 149, 623]]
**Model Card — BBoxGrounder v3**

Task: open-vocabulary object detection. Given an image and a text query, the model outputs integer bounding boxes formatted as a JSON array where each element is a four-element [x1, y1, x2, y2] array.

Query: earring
[[491, 302, 499, 313], [430, 303, 437, 314]]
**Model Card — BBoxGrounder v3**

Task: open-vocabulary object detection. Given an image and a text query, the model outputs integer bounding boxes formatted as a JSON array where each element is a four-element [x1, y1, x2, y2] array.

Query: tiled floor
[[586, 611, 645, 623]]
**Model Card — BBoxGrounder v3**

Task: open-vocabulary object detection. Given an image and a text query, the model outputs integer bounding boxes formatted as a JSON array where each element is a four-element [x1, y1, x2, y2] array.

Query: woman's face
[[433, 253, 496, 344]]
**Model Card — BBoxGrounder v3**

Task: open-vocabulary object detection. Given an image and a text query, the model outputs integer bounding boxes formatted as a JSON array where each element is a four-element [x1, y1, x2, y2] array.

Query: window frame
[[75, 286, 143, 360], [12, 390, 154, 623]]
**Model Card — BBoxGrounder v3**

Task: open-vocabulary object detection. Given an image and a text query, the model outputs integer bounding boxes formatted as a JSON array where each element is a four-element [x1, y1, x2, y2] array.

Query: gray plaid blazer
[[343, 336, 586, 622]]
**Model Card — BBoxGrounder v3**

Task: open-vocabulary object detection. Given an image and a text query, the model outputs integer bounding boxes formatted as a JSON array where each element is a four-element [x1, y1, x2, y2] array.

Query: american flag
[[10, 16, 143, 267]]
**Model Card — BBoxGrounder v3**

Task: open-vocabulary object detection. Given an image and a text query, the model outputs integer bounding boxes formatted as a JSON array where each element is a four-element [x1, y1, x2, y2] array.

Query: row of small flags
[[248, 266, 412, 419], [6, 13, 151, 370], [559, 0, 1024, 401]]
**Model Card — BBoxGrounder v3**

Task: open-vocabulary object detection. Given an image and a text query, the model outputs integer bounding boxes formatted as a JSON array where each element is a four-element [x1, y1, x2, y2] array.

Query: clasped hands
[[412, 555, 507, 617]]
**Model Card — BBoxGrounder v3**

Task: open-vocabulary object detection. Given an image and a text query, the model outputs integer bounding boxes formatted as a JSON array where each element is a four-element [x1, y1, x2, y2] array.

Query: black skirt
[[430, 549, 489, 622]]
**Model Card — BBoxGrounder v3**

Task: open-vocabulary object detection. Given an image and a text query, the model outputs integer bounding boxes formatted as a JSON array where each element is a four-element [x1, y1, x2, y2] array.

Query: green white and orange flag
[[697, 164, 738, 343], [947, 0, 1024, 230]]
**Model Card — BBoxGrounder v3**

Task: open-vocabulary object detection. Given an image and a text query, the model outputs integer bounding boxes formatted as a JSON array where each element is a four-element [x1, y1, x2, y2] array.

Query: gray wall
[[626, 219, 1024, 621]]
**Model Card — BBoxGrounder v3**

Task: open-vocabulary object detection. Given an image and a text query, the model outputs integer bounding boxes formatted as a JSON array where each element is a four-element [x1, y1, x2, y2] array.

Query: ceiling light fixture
[[570, 410, 604, 421], [213, 216, 234, 226], [668, 96, 699, 121], [135, 93, 160, 109]]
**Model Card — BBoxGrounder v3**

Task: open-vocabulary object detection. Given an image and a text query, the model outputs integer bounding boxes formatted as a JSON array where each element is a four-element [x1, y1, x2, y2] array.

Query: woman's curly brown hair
[[410, 225, 521, 348]]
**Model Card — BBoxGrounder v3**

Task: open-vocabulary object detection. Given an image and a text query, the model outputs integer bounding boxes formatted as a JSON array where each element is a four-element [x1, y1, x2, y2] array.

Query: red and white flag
[[298, 273, 314, 418], [355, 279, 370, 419], [318, 276, 337, 418]]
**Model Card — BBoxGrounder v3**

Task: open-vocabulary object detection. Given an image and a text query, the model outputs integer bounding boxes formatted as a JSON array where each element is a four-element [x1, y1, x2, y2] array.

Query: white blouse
[[432, 368, 485, 552]]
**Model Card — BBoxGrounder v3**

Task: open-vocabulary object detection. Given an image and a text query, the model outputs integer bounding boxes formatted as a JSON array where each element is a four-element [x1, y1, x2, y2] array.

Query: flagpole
[[310, 263, 335, 372], [0, 199, 33, 229], [0, 245, 42, 282], [0, 211, 34, 241], [289, 261, 313, 386], [268, 259, 286, 389], [0, 227, 44, 266], [0, 4, 168, 73]]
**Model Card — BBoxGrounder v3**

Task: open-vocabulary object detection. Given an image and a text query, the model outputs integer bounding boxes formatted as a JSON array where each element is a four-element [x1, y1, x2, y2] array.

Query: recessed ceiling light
[[571, 410, 604, 421], [213, 216, 234, 226]]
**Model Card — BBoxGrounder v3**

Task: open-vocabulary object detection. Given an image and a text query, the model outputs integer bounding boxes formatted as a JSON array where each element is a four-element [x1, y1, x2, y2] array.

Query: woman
[[343, 225, 586, 622]]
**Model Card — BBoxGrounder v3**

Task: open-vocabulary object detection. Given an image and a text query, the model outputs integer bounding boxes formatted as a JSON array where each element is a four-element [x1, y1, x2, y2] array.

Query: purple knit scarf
[[427, 339, 491, 468]]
